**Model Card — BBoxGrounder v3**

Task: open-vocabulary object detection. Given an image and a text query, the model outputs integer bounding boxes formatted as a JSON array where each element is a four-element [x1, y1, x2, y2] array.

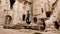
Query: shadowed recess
[[10, 0, 15, 9]]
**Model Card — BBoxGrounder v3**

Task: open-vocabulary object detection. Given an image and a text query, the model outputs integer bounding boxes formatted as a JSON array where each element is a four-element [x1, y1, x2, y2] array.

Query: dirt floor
[[0, 29, 60, 34]]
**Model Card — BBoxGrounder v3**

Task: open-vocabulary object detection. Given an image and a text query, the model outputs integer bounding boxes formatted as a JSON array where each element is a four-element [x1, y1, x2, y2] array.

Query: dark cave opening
[[5, 15, 12, 25], [46, 11, 52, 17], [10, 0, 15, 9]]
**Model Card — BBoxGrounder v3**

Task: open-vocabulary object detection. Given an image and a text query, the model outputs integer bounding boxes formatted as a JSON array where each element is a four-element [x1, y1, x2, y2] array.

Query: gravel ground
[[0, 29, 60, 34]]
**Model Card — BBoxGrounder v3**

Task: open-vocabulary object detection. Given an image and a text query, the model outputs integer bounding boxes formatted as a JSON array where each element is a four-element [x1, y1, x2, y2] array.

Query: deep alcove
[[10, 0, 15, 9]]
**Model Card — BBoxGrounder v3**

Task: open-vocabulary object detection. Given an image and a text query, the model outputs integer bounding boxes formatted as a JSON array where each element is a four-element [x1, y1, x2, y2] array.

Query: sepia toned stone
[[0, 0, 60, 32]]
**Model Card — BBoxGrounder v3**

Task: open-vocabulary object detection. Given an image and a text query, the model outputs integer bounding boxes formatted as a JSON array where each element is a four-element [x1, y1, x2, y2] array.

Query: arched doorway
[[5, 15, 12, 25], [33, 17, 37, 23], [54, 21, 59, 30]]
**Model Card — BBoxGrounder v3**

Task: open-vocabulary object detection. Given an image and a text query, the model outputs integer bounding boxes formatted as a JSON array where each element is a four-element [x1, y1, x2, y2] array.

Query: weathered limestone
[[45, 0, 60, 31], [0, 0, 60, 30], [0, 0, 31, 25], [33, 0, 46, 22]]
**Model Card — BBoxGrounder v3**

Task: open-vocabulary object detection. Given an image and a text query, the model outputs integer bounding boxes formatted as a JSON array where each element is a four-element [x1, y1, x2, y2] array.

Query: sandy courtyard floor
[[0, 29, 60, 34]]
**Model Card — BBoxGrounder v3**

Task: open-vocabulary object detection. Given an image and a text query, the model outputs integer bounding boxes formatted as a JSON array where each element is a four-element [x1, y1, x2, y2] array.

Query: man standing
[[26, 11, 30, 24]]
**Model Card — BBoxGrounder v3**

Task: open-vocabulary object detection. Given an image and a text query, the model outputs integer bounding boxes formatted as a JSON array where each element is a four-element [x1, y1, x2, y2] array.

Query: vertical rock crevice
[[10, 0, 15, 9]]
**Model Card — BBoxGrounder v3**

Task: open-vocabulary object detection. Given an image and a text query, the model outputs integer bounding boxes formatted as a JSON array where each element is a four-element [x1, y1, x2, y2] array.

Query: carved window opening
[[10, 0, 15, 9], [5, 15, 12, 25], [33, 17, 37, 23], [46, 11, 52, 17]]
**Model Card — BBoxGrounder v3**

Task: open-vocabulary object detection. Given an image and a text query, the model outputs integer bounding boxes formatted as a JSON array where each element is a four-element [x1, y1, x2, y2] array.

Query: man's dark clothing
[[26, 12, 30, 24]]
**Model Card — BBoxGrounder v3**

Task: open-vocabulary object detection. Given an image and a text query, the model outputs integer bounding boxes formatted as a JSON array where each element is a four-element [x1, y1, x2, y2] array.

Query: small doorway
[[33, 17, 37, 23], [46, 11, 52, 17], [5, 15, 12, 25]]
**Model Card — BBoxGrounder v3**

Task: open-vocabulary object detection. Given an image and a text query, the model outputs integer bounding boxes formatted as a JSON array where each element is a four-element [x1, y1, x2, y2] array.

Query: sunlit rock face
[[11, 0, 30, 24], [48, 0, 59, 21], [32, 0, 60, 30], [0, 0, 30, 25], [0, 0, 60, 26], [45, 0, 60, 30], [32, 0, 57, 21], [12, 0, 30, 24], [33, 0, 46, 21], [0, 0, 9, 25], [32, 0, 58, 20]]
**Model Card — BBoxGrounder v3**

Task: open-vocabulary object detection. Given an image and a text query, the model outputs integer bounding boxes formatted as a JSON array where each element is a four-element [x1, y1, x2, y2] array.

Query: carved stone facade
[[0, 0, 60, 26]]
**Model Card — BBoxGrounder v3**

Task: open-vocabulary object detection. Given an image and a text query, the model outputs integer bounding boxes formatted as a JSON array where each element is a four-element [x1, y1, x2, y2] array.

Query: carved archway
[[33, 17, 37, 23], [5, 15, 12, 25]]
